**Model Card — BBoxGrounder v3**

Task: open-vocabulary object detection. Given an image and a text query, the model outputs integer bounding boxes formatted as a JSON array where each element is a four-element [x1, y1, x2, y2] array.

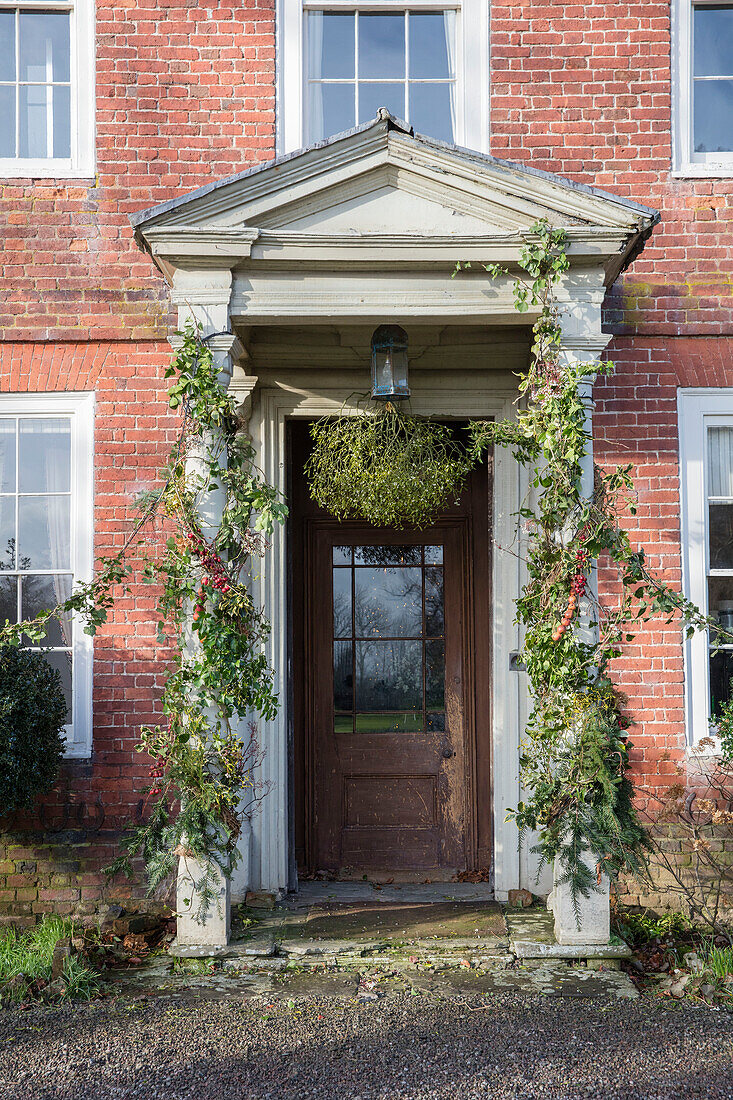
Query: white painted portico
[[132, 112, 657, 912]]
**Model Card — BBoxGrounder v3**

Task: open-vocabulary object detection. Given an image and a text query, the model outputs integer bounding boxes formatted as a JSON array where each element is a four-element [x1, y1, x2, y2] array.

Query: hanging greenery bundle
[[305, 401, 471, 528]]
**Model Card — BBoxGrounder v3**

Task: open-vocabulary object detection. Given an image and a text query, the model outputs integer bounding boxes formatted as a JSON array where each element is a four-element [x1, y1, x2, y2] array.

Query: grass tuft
[[0, 916, 100, 1003]]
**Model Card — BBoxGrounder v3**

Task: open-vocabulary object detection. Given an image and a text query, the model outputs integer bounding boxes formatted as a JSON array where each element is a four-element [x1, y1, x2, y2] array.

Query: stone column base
[[176, 854, 230, 947], [549, 854, 610, 947]]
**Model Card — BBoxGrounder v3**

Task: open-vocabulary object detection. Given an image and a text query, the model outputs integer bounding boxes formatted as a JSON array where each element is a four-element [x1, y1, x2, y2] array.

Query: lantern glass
[[371, 325, 410, 399]]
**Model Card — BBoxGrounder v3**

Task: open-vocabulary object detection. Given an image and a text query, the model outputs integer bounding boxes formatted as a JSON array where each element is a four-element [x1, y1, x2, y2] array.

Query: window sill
[[0, 160, 95, 180], [672, 163, 733, 179]]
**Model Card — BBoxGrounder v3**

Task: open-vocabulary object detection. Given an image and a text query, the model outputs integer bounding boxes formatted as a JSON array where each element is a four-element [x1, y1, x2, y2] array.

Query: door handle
[[442, 748, 455, 759]]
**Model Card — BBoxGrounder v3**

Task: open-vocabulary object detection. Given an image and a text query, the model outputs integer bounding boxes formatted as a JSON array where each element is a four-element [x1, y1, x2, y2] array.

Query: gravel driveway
[[1, 990, 732, 1100]]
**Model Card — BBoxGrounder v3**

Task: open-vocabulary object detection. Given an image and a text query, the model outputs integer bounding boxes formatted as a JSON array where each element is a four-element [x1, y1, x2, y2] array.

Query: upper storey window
[[279, 1, 489, 155], [0, 0, 94, 178], [674, 1, 733, 174]]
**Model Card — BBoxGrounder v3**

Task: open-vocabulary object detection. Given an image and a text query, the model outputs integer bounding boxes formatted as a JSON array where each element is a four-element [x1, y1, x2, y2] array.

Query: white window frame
[[0, 392, 94, 757], [0, 0, 95, 179], [678, 388, 733, 748], [672, 0, 733, 177], [277, 0, 489, 155]]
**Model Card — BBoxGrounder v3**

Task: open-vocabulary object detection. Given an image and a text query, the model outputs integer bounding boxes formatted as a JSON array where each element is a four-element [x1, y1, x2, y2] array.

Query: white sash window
[[673, 1, 733, 175]]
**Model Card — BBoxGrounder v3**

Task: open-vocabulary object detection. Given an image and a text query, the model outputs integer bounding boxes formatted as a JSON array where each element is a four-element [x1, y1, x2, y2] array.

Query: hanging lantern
[[371, 324, 410, 400]]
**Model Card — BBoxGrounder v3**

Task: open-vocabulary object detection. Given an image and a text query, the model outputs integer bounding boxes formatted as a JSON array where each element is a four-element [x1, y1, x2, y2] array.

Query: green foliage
[[0, 646, 66, 813], [306, 402, 471, 529], [612, 908, 691, 949], [0, 324, 288, 922], [702, 942, 733, 979], [0, 916, 100, 1003]]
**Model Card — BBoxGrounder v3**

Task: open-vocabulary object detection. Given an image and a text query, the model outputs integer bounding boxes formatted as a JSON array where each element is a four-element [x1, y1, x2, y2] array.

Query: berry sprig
[[186, 531, 234, 623]]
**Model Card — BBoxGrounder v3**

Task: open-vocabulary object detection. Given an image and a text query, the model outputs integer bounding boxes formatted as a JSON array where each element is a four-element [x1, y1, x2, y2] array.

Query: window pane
[[18, 418, 71, 492], [359, 81, 405, 124], [694, 5, 733, 78], [18, 495, 70, 570], [709, 503, 733, 569], [41, 649, 72, 723], [708, 427, 733, 497], [335, 713, 353, 733], [0, 576, 17, 626], [333, 545, 352, 564], [333, 567, 352, 638], [53, 84, 70, 158], [19, 84, 48, 158], [409, 82, 455, 143], [0, 86, 15, 157], [21, 573, 72, 646], [710, 647, 733, 719], [334, 640, 353, 710], [355, 711, 423, 733], [426, 711, 445, 732], [355, 639, 422, 710], [0, 12, 15, 81], [307, 81, 355, 142], [354, 566, 422, 636], [694, 80, 733, 153], [0, 421, 16, 493], [19, 12, 70, 83], [709, 575, 733, 636], [424, 545, 443, 565], [0, 496, 15, 570], [308, 12, 354, 79], [359, 13, 405, 79], [409, 12, 455, 79]]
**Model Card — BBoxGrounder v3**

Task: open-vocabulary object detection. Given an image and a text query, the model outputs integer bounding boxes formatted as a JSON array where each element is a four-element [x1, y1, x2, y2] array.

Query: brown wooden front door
[[290, 421, 491, 880], [310, 526, 467, 874]]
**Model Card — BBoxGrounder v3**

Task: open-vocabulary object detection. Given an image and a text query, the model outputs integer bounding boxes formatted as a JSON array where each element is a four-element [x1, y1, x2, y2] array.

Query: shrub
[[0, 646, 67, 813]]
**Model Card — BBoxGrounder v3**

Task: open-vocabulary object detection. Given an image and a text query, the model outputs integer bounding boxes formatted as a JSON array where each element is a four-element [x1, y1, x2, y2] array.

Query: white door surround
[[132, 112, 659, 902]]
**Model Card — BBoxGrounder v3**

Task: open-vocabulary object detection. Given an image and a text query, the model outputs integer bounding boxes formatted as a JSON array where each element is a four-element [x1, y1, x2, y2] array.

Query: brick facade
[[1, 2, 731, 921]]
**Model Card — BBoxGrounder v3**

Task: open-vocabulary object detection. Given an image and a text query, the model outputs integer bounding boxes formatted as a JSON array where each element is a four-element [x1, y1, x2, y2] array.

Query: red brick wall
[[2, 3, 732, 915]]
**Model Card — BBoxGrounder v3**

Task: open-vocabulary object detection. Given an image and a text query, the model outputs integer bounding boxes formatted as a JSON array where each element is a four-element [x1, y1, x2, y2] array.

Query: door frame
[[249, 383, 524, 898], [302, 516, 478, 877]]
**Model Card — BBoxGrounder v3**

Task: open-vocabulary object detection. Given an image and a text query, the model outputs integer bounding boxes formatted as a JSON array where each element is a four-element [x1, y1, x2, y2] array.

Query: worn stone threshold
[[506, 909, 632, 961]]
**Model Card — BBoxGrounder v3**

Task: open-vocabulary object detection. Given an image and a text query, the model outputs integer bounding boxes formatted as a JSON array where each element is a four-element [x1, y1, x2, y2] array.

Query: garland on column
[[0, 326, 287, 920]]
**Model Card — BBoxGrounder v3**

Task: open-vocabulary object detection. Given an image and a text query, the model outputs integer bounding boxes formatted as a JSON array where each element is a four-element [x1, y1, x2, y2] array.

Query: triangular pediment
[[132, 113, 658, 281]]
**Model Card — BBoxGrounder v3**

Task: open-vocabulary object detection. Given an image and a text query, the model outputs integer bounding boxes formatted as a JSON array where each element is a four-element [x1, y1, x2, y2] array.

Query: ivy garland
[[0, 325, 287, 920], [306, 401, 471, 529]]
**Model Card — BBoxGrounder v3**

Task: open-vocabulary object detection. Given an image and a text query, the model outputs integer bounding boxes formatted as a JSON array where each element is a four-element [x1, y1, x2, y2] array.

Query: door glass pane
[[0, 496, 16, 570], [18, 495, 71, 570], [333, 545, 352, 564], [694, 80, 733, 153], [427, 711, 445, 732], [18, 418, 71, 492], [333, 568, 352, 638], [0, 421, 16, 493], [334, 640, 353, 710], [354, 566, 422, 636], [359, 13, 405, 79], [426, 638, 445, 708], [409, 11, 455, 78], [21, 573, 72, 645], [424, 545, 443, 564], [0, 86, 15, 157], [354, 545, 420, 566], [41, 650, 72, 722], [355, 712, 423, 733], [0, 576, 17, 626], [409, 83, 455, 143], [709, 503, 733, 569], [355, 639, 422, 710], [425, 566, 444, 635], [19, 12, 70, 82], [308, 12, 355, 79], [694, 5, 733, 78], [0, 12, 15, 81]]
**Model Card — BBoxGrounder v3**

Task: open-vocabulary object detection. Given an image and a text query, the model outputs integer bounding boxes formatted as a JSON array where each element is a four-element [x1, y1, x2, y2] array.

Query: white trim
[[678, 388, 733, 748], [277, 0, 489, 155], [0, 392, 94, 757], [672, 0, 733, 176], [0, 0, 95, 179], [248, 382, 520, 894]]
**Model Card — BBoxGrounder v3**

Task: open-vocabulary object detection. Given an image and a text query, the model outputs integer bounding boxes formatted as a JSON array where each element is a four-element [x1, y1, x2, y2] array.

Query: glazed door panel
[[309, 527, 468, 875]]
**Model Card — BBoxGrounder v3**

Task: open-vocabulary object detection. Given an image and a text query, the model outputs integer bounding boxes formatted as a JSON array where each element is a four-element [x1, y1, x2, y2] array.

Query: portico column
[[169, 269, 257, 945], [548, 328, 614, 946]]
